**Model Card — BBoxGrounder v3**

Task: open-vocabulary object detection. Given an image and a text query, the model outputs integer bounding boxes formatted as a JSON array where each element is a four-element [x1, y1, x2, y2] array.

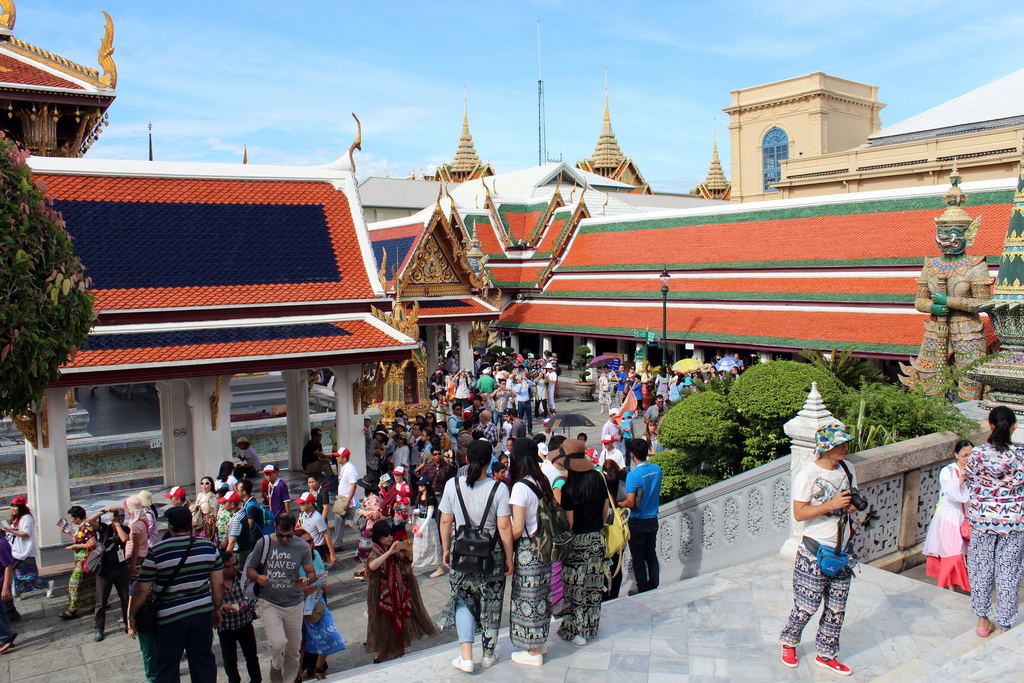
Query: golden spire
[[704, 129, 728, 191], [591, 67, 624, 170], [242, 144, 248, 164], [451, 86, 482, 174], [97, 10, 116, 88], [0, 0, 16, 33]]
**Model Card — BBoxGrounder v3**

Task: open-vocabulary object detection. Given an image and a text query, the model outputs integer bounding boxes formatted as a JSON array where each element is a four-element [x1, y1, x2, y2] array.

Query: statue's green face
[[936, 225, 967, 257]]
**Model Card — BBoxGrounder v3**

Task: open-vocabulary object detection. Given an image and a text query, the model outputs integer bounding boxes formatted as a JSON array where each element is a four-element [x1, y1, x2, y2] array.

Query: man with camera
[[780, 425, 863, 677]]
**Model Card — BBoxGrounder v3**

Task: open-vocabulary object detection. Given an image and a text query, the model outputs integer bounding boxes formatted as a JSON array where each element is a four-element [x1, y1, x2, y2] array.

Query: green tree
[[798, 345, 884, 388], [572, 344, 594, 382], [658, 391, 743, 477], [730, 361, 845, 462], [649, 450, 717, 500], [0, 134, 93, 416]]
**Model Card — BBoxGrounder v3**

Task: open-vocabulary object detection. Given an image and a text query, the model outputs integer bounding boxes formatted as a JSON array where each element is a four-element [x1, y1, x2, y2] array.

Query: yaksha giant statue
[[900, 166, 992, 400]]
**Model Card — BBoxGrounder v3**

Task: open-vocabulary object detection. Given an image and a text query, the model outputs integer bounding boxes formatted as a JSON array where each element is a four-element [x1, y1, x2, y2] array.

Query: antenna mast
[[537, 20, 547, 166]]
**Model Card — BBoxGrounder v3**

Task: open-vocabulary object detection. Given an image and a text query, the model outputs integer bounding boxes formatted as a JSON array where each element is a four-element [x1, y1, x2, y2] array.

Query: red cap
[[163, 486, 187, 499], [10, 495, 26, 506], [262, 464, 278, 473], [333, 447, 351, 460], [601, 436, 613, 444], [295, 491, 317, 504], [217, 491, 241, 504]]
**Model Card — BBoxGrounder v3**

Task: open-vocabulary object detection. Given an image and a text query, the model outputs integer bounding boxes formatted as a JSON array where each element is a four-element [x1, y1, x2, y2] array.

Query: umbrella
[[671, 358, 701, 373], [551, 413, 595, 434], [715, 356, 742, 371], [588, 354, 618, 367]]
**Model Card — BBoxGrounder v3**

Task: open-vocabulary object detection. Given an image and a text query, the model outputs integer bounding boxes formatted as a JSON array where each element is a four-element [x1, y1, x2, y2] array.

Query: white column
[[331, 364, 366, 474], [184, 375, 234, 486], [691, 346, 706, 362], [759, 351, 772, 364], [585, 338, 597, 356], [509, 331, 521, 354], [541, 335, 553, 354], [444, 324, 454, 350], [458, 324, 473, 374], [283, 369, 312, 472], [781, 382, 843, 556], [156, 379, 193, 487], [571, 336, 583, 354], [25, 386, 71, 560], [424, 325, 439, 374]]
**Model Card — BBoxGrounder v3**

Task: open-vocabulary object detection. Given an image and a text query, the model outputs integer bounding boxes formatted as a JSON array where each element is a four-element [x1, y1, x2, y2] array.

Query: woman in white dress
[[923, 439, 973, 591], [411, 479, 443, 578]]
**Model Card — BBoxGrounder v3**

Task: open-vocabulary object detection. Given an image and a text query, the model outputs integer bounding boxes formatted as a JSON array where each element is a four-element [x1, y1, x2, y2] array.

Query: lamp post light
[[660, 267, 670, 369]]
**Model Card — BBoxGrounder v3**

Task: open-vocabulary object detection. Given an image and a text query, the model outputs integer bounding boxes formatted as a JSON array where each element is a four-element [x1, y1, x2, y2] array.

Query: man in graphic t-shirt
[[780, 425, 859, 677]]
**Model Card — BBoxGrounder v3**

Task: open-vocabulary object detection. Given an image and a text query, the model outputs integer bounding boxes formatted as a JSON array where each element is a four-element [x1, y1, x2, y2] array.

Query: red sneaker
[[781, 646, 798, 668], [815, 656, 852, 676]]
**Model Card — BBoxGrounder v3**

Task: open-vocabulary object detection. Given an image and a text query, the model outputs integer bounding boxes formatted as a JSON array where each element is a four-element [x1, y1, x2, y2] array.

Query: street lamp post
[[660, 267, 671, 369]]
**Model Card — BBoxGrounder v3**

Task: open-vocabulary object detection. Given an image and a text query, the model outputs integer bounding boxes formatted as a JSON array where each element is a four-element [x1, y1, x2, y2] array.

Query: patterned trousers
[[779, 545, 851, 659], [967, 530, 1024, 628], [510, 537, 552, 651]]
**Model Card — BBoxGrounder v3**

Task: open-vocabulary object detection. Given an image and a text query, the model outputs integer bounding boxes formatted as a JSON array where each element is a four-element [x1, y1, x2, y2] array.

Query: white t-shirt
[[539, 460, 562, 486], [299, 510, 329, 546], [510, 476, 541, 536], [392, 445, 411, 471], [339, 461, 361, 507], [439, 476, 511, 534], [214, 475, 238, 493], [601, 447, 626, 470], [7, 515, 35, 560], [792, 460, 855, 548]]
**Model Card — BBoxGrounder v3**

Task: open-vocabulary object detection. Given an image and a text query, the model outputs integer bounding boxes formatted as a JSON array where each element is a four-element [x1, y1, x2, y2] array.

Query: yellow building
[[726, 69, 1024, 202]]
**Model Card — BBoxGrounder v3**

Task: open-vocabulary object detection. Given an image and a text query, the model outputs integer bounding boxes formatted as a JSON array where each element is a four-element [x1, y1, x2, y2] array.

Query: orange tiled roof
[[37, 173, 376, 311], [0, 53, 86, 91], [542, 276, 919, 299]]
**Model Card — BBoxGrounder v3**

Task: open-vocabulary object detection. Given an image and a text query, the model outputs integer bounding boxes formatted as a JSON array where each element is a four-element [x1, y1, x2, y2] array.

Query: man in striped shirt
[[129, 506, 223, 683]]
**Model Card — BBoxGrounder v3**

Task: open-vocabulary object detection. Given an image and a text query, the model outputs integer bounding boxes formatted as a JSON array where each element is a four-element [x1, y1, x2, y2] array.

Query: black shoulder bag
[[134, 536, 194, 633], [451, 479, 502, 574]]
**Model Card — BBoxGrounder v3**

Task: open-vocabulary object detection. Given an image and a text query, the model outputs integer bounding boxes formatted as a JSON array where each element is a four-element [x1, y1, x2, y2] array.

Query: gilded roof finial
[[242, 144, 248, 164], [347, 112, 362, 173], [97, 11, 117, 88], [450, 86, 483, 175], [0, 0, 16, 33], [591, 67, 624, 170]]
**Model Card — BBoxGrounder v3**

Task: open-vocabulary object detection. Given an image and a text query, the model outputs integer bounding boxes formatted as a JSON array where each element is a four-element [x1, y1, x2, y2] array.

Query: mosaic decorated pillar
[[24, 386, 72, 562], [971, 150, 1024, 411], [331, 364, 367, 474], [780, 382, 843, 557], [156, 379, 194, 487], [458, 324, 473, 373], [283, 369, 312, 471], [184, 375, 234, 488]]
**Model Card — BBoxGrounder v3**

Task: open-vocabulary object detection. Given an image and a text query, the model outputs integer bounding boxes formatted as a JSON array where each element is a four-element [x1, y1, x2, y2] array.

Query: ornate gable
[[397, 203, 483, 297]]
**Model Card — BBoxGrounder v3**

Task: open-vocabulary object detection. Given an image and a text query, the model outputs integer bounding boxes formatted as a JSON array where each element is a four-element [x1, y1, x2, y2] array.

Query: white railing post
[[780, 382, 843, 557]]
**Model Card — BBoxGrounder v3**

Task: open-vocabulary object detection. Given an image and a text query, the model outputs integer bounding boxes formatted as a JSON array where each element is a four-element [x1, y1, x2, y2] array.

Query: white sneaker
[[572, 635, 587, 646], [46, 580, 55, 599], [511, 650, 544, 667], [481, 649, 500, 669], [451, 656, 474, 673]]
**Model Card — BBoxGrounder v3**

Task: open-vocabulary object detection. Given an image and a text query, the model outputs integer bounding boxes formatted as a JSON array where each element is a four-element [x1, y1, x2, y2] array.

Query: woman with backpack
[[508, 437, 554, 667], [438, 440, 514, 675], [556, 443, 609, 646]]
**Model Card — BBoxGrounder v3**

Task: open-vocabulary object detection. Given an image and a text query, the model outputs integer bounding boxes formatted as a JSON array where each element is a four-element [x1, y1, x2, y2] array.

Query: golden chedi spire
[[450, 88, 482, 175], [591, 75, 625, 170], [691, 128, 732, 200]]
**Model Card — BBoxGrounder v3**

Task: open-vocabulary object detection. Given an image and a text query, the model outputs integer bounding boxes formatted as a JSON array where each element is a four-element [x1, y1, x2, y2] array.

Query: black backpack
[[451, 480, 502, 574], [521, 480, 573, 563]]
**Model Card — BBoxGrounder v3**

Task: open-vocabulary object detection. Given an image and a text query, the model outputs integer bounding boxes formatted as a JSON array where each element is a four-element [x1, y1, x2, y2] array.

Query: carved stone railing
[[627, 425, 986, 588]]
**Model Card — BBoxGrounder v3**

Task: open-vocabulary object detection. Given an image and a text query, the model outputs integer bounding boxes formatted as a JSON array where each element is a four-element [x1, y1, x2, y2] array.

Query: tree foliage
[[658, 391, 742, 477], [0, 134, 93, 415], [798, 346, 884, 389], [572, 344, 594, 382], [836, 382, 976, 446], [649, 450, 718, 501]]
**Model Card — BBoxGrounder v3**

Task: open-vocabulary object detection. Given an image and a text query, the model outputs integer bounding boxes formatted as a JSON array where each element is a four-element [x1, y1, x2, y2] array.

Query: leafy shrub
[[572, 344, 594, 382], [1, 134, 93, 415], [836, 382, 976, 445], [649, 450, 718, 501], [659, 391, 742, 477], [731, 361, 846, 462]]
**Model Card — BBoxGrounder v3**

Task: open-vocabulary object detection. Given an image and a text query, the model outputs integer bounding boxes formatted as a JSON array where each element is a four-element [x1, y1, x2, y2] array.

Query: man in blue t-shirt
[[619, 438, 663, 594]]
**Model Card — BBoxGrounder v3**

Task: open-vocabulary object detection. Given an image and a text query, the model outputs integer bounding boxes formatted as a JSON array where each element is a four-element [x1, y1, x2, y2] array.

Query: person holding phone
[[85, 505, 130, 642]]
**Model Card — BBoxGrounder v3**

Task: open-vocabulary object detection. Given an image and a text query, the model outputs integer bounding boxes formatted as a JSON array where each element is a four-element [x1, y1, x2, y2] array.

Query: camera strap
[[836, 460, 856, 551]]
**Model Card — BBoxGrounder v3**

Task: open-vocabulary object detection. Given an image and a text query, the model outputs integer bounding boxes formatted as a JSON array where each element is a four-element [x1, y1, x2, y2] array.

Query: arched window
[[762, 127, 789, 192]]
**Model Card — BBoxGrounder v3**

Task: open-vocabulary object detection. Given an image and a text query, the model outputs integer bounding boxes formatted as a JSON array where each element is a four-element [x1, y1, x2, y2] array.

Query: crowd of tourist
[[0, 348, 667, 682]]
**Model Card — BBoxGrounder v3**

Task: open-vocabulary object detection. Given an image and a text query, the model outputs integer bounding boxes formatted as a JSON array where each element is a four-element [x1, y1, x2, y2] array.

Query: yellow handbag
[[602, 483, 630, 579]]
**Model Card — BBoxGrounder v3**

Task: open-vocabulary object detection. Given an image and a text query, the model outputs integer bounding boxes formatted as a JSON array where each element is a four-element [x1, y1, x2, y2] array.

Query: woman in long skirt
[[508, 438, 554, 667], [59, 505, 96, 619], [923, 439, 972, 591], [557, 460, 609, 644], [365, 521, 436, 663], [411, 481, 443, 577]]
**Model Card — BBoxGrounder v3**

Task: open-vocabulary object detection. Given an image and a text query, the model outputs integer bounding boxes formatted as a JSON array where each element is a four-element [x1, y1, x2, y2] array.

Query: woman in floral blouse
[[965, 405, 1024, 636]]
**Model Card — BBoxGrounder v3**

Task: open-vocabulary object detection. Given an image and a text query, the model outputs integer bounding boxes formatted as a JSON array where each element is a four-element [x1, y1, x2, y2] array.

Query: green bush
[[649, 450, 718, 500], [837, 382, 976, 445], [731, 361, 845, 462], [572, 344, 594, 382], [659, 391, 742, 476]]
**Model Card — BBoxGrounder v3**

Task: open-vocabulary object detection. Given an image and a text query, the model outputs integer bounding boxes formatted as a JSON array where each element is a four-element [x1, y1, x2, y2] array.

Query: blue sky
[[28, 1, 1024, 193]]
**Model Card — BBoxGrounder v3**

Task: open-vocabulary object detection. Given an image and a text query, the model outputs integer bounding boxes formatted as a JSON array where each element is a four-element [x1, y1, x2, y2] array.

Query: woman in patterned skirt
[[3, 496, 54, 598], [557, 445, 609, 645], [508, 437, 554, 667], [59, 505, 96, 619], [965, 406, 1024, 636]]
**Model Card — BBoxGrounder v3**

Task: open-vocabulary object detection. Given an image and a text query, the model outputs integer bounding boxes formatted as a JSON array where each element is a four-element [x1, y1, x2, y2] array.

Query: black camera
[[848, 488, 868, 511]]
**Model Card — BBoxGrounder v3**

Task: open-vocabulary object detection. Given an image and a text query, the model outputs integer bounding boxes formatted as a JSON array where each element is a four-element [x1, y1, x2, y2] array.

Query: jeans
[[454, 595, 476, 645], [517, 401, 533, 433], [94, 564, 131, 632], [627, 517, 660, 593], [0, 591, 14, 645], [258, 599, 304, 683], [153, 610, 217, 683], [138, 629, 157, 681], [219, 621, 262, 683]]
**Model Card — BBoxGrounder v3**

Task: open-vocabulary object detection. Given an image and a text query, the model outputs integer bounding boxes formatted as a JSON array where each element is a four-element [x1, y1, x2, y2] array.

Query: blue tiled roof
[[55, 200, 341, 289], [371, 236, 417, 277], [81, 323, 351, 351]]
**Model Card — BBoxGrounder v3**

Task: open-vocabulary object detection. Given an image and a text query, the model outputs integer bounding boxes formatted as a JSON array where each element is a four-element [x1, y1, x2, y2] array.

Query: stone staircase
[[326, 553, 1007, 682]]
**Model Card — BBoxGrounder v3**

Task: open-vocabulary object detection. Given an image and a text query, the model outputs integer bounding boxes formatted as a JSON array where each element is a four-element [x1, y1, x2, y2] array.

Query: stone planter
[[575, 381, 596, 401]]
